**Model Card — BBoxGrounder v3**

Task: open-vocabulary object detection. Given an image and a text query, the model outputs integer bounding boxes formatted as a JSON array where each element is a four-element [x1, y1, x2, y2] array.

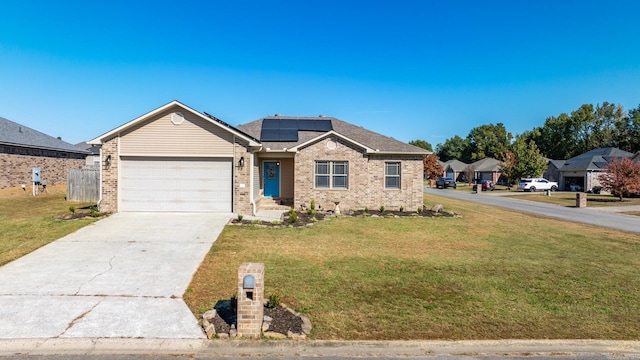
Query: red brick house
[[0, 117, 87, 189]]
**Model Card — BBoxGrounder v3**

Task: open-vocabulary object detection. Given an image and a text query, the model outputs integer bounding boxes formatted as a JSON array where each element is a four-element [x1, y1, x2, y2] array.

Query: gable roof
[[561, 147, 633, 171], [444, 159, 468, 171], [0, 117, 88, 154], [469, 157, 500, 172], [88, 100, 260, 146], [237, 115, 429, 155], [76, 141, 101, 155]]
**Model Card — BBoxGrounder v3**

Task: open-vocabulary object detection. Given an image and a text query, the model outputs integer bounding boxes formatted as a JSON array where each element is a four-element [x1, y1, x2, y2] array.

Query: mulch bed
[[211, 300, 303, 336], [230, 208, 458, 227]]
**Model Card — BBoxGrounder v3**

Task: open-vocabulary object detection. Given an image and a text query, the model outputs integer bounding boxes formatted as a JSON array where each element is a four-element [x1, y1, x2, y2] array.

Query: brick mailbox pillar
[[237, 263, 264, 338], [576, 192, 587, 208]]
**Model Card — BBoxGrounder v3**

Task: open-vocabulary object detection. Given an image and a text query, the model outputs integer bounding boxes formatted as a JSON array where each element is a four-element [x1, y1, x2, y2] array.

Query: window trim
[[315, 160, 349, 189], [384, 161, 401, 189]]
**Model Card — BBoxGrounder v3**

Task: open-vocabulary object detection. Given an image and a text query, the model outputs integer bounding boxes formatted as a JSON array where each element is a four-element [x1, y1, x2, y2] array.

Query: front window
[[315, 161, 348, 189], [385, 162, 401, 189]]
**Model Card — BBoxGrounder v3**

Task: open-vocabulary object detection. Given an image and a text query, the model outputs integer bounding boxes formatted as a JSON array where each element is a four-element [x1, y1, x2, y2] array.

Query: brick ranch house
[[0, 116, 88, 189], [89, 101, 429, 214]]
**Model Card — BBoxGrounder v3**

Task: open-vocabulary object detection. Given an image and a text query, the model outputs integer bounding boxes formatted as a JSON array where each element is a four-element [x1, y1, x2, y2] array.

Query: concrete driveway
[[0, 212, 232, 339]]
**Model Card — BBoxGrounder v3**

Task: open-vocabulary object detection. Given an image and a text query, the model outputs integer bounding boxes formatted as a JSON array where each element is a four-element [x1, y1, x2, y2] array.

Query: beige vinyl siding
[[279, 158, 294, 198], [253, 157, 260, 198], [120, 108, 234, 156]]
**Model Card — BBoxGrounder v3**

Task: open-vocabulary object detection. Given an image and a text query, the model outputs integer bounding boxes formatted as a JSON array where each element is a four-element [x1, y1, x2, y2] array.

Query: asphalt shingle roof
[[469, 157, 500, 172], [0, 117, 88, 154], [561, 147, 633, 171], [444, 159, 468, 171], [237, 116, 429, 154]]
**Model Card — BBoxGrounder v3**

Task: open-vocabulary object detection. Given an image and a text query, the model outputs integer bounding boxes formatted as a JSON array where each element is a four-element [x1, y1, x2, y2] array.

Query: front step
[[258, 198, 293, 211]]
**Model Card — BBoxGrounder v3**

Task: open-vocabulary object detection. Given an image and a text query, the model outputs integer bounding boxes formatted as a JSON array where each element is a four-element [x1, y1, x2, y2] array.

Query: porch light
[[238, 156, 245, 168], [105, 154, 112, 168]]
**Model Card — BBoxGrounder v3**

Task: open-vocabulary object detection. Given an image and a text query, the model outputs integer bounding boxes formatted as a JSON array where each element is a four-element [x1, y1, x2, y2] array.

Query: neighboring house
[[543, 159, 565, 183], [442, 159, 468, 182], [558, 147, 633, 191], [76, 141, 101, 168], [89, 100, 429, 214], [0, 117, 88, 189], [467, 157, 502, 183]]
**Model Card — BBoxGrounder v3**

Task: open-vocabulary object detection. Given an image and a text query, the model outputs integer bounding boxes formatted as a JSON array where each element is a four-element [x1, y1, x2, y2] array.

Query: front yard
[[0, 189, 97, 266], [185, 193, 640, 340]]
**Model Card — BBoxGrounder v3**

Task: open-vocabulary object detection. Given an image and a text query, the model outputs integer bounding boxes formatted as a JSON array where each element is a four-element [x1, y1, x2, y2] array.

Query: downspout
[[96, 146, 103, 208], [250, 151, 256, 216]]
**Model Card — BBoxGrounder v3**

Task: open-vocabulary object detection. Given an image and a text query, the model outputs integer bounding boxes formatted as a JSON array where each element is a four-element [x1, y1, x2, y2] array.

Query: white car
[[518, 178, 558, 192]]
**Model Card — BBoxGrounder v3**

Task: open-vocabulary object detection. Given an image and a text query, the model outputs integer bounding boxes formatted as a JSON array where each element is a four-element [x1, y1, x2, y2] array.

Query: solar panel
[[260, 118, 333, 142]]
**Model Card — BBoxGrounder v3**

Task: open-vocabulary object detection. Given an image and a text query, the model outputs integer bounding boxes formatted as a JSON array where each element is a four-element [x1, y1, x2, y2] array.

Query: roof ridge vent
[[274, 114, 281, 117], [318, 114, 324, 117]]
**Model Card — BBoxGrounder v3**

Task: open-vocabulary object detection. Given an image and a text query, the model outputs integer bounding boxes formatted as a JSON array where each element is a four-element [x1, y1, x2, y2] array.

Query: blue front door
[[264, 161, 280, 197]]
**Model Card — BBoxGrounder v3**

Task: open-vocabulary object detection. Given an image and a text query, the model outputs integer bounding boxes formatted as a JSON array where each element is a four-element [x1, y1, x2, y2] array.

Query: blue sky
[[1, 1, 639, 148]]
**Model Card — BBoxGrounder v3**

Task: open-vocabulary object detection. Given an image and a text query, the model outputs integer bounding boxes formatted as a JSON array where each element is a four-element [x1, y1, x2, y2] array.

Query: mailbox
[[243, 275, 255, 289]]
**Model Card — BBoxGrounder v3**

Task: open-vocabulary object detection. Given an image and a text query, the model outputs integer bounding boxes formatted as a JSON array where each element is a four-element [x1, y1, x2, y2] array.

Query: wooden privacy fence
[[67, 168, 99, 202]]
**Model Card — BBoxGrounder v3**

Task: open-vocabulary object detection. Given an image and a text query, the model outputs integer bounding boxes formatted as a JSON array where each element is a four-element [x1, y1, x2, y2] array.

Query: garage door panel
[[120, 158, 232, 212]]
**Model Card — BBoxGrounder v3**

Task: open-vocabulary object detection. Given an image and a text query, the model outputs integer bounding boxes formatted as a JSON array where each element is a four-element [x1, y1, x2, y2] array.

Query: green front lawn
[[0, 193, 97, 266], [185, 194, 640, 340]]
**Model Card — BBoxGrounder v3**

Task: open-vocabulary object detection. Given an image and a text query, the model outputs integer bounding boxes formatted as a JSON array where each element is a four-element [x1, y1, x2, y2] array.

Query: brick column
[[237, 263, 264, 338]]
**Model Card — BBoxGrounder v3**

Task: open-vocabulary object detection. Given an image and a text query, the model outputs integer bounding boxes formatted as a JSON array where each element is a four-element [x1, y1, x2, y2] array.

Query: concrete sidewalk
[[1, 338, 639, 357], [0, 212, 232, 339]]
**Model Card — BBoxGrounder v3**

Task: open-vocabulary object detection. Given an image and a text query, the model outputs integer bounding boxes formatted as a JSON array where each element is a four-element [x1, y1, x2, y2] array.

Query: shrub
[[399, 206, 404, 212], [379, 205, 385, 213], [364, 207, 369, 214], [266, 293, 281, 308], [68, 206, 76, 214], [310, 199, 316, 211], [289, 208, 298, 223], [89, 205, 101, 218], [237, 213, 244, 221]]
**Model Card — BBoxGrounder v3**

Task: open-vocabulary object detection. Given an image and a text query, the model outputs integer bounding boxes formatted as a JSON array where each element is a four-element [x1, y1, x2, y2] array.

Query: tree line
[[410, 102, 640, 163], [410, 101, 640, 192]]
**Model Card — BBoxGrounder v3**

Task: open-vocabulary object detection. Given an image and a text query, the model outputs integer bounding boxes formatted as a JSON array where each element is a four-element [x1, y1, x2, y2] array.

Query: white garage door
[[120, 158, 232, 212]]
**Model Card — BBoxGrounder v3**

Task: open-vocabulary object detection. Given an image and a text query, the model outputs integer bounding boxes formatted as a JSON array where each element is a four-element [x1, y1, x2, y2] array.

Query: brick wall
[[233, 141, 253, 215], [294, 137, 424, 212], [0, 147, 85, 189], [236, 263, 264, 338], [99, 137, 119, 213]]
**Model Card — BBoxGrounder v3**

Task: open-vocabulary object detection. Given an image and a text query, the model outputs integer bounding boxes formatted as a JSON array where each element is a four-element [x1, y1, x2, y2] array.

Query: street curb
[[1, 339, 639, 357]]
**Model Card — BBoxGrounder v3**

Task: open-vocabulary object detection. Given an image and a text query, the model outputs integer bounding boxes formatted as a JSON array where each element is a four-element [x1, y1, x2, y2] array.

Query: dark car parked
[[473, 180, 495, 191], [436, 177, 457, 189]]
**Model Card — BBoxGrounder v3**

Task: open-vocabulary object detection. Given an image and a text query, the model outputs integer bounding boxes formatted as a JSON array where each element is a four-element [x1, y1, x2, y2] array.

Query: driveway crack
[[57, 299, 102, 337], [75, 255, 116, 295]]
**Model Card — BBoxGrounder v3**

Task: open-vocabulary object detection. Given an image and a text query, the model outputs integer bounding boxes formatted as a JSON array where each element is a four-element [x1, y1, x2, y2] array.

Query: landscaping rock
[[263, 331, 287, 339], [205, 324, 216, 339], [300, 315, 312, 335], [431, 204, 444, 213]]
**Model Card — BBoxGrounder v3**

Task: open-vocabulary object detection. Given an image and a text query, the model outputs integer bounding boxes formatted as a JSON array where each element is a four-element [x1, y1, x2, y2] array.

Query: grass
[[185, 193, 640, 340], [0, 190, 97, 266], [512, 192, 640, 207]]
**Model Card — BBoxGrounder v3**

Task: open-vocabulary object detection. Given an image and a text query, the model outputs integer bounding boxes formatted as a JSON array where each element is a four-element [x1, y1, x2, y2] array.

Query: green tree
[[465, 123, 512, 161], [509, 136, 548, 180], [498, 150, 517, 189], [530, 113, 576, 159], [436, 135, 468, 162], [409, 139, 433, 152], [614, 104, 640, 153]]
